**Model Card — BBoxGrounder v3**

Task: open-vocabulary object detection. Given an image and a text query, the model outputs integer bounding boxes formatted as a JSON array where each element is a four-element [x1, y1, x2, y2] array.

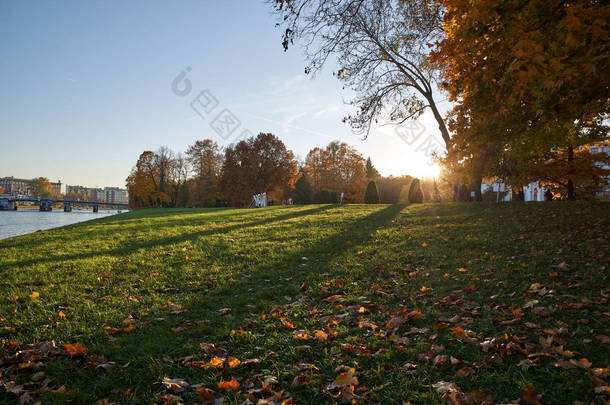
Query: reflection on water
[[0, 209, 125, 240]]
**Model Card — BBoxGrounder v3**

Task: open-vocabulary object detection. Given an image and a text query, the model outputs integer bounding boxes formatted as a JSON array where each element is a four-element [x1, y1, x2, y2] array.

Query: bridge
[[0, 197, 129, 212]]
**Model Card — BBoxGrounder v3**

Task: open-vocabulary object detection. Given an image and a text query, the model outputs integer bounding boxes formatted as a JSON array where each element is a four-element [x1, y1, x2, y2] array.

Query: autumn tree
[[126, 148, 177, 209], [29, 177, 52, 198], [0, 185, 4, 194], [433, 0, 610, 200], [303, 141, 367, 203], [186, 139, 223, 207], [272, 0, 451, 147], [220, 133, 299, 206]]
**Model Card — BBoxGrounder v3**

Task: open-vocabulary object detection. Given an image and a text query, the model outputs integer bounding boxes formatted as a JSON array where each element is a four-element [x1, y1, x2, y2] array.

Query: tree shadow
[[0, 205, 337, 270]]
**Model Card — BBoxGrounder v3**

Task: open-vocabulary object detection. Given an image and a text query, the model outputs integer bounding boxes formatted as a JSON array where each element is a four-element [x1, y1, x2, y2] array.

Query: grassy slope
[[0, 202, 608, 404]]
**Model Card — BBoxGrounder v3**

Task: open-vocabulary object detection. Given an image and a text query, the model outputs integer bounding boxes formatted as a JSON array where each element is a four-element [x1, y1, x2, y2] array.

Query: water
[[0, 209, 125, 240]]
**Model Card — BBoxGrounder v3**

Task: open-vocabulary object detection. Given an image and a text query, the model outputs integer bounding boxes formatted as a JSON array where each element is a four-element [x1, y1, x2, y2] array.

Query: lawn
[[1, 202, 609, 404]]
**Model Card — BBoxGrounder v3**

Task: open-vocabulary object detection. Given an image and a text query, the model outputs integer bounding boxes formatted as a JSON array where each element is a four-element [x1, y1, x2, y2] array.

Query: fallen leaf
[[161, 377, 189, 393], [63, 342, 87, 356], [218, 377, 240, 392], [329, 367, 358, 389]]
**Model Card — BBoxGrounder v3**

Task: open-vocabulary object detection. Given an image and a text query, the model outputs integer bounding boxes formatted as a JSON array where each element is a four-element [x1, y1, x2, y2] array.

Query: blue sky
[[0, 1, 450, 190]]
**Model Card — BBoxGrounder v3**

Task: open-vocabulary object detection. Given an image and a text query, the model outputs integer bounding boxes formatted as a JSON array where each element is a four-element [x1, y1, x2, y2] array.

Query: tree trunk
[[428, 97, 451, 147], [513, 187, 525, 201], [471, 176, 482, 201], [453, 183, 460, 201], [567, 146, 575, 200]]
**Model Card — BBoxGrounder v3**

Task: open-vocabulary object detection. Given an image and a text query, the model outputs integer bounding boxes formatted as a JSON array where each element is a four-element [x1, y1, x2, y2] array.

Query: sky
[[0, 1, 451, 190]]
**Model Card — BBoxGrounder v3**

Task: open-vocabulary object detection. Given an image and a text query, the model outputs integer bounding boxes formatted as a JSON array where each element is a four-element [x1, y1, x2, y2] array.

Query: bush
[[317, 190, 338, 204], [364, 181, 380, 204], [292, 173, 313, 204], [408, 178, 423, 203]]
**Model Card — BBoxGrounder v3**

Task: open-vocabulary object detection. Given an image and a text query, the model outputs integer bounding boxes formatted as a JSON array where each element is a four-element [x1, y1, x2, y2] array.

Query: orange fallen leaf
[[450, 327, 469, 340], [522, 387, 541, 405], [29, 292, 40, 299], [227, 357, 241, 368], [421, 243, 428, 247], [280, 317, 295, 329], [314, 330, 329, 341], [64, 342, 87, 356], [208, 357, 224, 368], [123, 324, 136, 333], [58, 311, 66, 318], [218, 377, 240, 392]]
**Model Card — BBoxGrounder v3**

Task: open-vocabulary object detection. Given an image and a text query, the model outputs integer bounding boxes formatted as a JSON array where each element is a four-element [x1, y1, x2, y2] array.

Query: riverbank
[[1, 202, 608, 403], [0, 209, 124, 240]]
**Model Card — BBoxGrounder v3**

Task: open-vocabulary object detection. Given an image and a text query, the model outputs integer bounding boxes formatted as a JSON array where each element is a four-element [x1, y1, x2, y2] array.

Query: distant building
[[0, 177, 61, 197], [104, 187, 128, 204]]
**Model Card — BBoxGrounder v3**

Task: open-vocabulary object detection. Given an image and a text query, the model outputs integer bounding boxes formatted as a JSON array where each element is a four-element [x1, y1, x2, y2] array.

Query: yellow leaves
[[192, 356, 241, 370], [329, 367, 359, 389], [208, 357, 224, 368], [123, 324, 136, 333], [450, 327, 469, 340], [458, 267, 468, 272], [280, 317, 295, 329], [218, 377, 240, 392], [29, 292, 40, 299], [358, 319, 378, 330], [105, 324, 136, 335], [63, 342, 87, 357], [293, 330, 310, 340], [227, 357, 241, 368], [314, 330, 328, 341]]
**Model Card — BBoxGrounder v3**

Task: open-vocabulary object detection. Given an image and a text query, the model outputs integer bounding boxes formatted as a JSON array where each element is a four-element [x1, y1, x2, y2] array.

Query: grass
[[0, 202, 608, 404]]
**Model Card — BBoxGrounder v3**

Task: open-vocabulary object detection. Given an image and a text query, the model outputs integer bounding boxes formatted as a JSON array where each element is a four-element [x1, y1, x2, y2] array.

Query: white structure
[[249, 193, 267, 208], [481, 181, 547, 202]]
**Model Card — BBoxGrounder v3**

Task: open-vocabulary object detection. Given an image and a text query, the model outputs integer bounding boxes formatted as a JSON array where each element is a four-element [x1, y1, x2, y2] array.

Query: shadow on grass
[[0, 205, 337, 270], [80, 205, 407, 393]]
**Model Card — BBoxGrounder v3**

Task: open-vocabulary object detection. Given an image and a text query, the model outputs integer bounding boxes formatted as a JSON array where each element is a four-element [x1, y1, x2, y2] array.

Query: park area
[[0, 202, 609, 404]]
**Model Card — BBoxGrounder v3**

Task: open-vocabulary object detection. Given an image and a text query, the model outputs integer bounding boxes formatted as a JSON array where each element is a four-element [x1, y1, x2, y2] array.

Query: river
[[0, 209, 125, 240]]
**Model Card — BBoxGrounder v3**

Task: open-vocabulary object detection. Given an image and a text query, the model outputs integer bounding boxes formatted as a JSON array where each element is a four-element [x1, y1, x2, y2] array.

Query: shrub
[[364, 181, 380, 204], [408, 178, 423, 203]]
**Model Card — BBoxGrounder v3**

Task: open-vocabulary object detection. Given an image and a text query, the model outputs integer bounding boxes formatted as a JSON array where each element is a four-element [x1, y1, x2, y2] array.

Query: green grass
[[1, 202, 608, 404]]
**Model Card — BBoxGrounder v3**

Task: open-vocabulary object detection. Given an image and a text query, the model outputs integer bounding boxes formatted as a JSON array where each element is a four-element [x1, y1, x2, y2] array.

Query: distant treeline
[[126, 132, 441, 209]]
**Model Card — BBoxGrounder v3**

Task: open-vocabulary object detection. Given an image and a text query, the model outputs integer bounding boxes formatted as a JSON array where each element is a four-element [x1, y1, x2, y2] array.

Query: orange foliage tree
[[432, 0, 609, 199], [303, 141, 367, 203], [220, 133, 299, 206]]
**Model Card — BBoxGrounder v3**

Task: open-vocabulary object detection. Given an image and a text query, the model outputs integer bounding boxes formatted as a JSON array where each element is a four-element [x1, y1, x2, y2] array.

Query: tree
[[432, 0, 610, 200], [186, 139, 223, 207], [29, 177, 52, 198], [272, 0, 451, 147], [292, 170, 313, 204], [304, 141, 367, 203], [408, 178, 423, 203], [378, 175, 413, 203], [0, 185, 4, 194], [365, 157, 379, 180], [126, 148, 178, 209], [126, 151, 159, 208], [220, 133, 299, 206], [364, 180, 380, 204]]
